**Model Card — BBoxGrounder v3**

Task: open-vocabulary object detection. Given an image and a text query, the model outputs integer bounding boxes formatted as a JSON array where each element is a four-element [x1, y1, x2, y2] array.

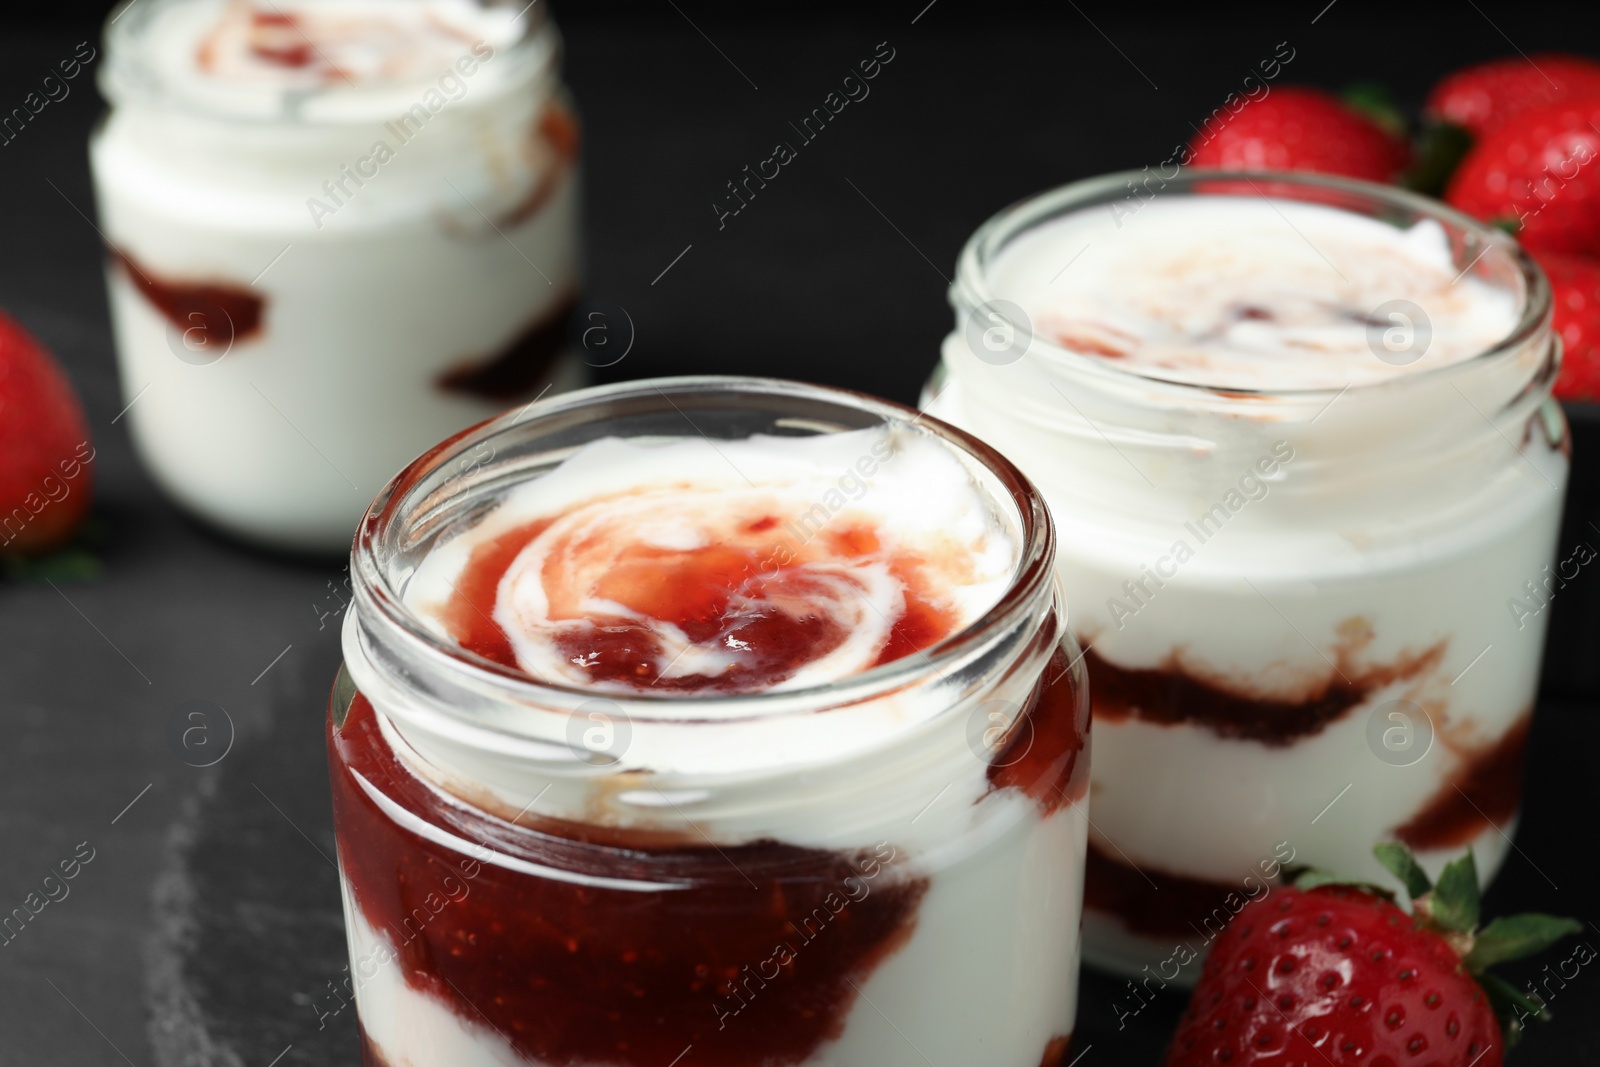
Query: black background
[[2, 2, 1598, 1065]]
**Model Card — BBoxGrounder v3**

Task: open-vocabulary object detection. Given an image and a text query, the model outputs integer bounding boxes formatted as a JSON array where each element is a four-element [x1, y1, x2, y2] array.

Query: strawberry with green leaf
[[1165, 843, 1581, 1067], [1186, 86, 1411, 184]]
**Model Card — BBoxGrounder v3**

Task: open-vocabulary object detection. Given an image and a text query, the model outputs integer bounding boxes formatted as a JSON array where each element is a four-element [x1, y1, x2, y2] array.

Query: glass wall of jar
[[93, 0, 584, 553], [329, 377, 1092, 1067], [925, 171, 1566, 979]]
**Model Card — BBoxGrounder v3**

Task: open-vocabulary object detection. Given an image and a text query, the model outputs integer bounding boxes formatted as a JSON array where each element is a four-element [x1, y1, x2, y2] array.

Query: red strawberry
[[1165, 845, 1580, 1067], [1446, 98, 1600, 259], [0, 312, 94, 554], [1445, 98, 1600, 256], [1538, 251, 1600, 402], [1426, 54, 1600, 137], [1186, 86, 1410, 184]]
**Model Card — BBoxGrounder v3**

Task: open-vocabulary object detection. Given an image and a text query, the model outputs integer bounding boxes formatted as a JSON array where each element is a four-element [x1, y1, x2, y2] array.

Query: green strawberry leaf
[[1478, 970, 1550, 1048], [1, 547, 102, 584], [1342, 81, 1406, 139], [1373, 842, 1432, 901], [1428, 851, 1481, 933], [1466, 914, 1584, 971], [1404, 122, 1474, 197]]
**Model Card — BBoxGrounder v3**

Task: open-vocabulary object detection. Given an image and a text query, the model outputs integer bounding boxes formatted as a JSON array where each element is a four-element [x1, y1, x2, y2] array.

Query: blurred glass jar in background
[[93, 0, 584, 553], [926, 171, 1567, 980]]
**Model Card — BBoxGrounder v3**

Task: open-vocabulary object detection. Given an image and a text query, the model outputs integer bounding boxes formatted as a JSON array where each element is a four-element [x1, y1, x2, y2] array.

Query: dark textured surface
[[1, 5, 1598, 1065]]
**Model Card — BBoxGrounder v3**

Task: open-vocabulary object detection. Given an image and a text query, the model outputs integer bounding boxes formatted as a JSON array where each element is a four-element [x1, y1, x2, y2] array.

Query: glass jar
[[925, 171, 1567, 980], [328, 377, 1092, 1067], [92, 0, 584, 553]]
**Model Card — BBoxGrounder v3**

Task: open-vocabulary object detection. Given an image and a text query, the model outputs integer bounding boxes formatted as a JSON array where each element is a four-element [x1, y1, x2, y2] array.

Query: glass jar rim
[[950, 168, 1554, 401], [348, 375, 1058, 733], [99, 0, 558, 125]]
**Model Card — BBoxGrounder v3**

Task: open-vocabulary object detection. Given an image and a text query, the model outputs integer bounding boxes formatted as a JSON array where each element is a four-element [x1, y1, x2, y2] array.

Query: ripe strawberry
[[1445, 98, 1600, 256], [0, 312, 93, 554], [1538, 251, 1600, 402], [1187, 86, 1410, 184], [1165, 844, 1580, 1067], [1426, 54, 1600, 137]]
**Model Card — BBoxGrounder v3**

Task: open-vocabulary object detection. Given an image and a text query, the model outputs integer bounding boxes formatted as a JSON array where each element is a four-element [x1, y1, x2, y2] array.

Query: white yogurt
[[990, 197, 1517, 389]]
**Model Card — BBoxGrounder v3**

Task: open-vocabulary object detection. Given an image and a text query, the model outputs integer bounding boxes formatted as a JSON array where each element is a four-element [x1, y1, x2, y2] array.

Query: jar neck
[[937, 324, 1562, 524], [97, 7, 563, 189], [341, 583, 1065, 852], [100, 1, 560, 122], [937, 169, 1563, 525]]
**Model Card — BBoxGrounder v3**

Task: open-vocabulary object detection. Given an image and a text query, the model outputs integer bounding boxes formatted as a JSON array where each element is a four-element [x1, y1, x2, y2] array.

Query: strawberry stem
[[1341, 81, 1406, 138], [1404, 122, 1474, 196]]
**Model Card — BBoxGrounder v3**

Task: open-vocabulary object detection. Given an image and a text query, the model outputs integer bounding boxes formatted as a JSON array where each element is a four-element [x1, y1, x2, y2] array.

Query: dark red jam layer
[[437, 516, 957, 693], [987, 632, 1092, 816], [1083, 637, 1446, 746], [493, 101, 582, 231], [435, 293, 577, 400], [360, 974, 1078, 1067], [330, 690, 930, 1066], [435, 102, 579, 401], [1084, 718, 1530, 939], [1394, 710, 1530, 851], [111, 249, 265, 349], [1083, 841, 1258, 940]]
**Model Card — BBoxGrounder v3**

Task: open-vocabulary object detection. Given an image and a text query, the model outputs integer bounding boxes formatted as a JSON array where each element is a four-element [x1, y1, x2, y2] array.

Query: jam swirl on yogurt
[[194, 1, 520, 87], [416, 430, 1015, 694], [440, 508, 957, 693]]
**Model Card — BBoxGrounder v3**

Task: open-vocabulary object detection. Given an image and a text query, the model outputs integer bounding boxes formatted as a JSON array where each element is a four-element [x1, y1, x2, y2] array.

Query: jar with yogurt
[[93, 0, 584, 553], [329, 377, 1092, 1067], [925, 171, 1566, 979]]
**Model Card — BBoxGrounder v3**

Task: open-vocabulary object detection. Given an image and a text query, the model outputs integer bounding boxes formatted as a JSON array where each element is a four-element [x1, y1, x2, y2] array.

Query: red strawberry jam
[[330, 690, 931, 1066], [434, 506, 960, 693]]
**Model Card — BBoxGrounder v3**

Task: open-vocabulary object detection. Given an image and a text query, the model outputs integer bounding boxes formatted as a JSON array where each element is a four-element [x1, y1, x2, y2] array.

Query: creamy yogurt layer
[[993, 197, 1519, 389]]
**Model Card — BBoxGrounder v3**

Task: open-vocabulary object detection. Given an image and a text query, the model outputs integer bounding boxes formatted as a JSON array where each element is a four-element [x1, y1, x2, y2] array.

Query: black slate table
[[2, 4, 1598, 1065]]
